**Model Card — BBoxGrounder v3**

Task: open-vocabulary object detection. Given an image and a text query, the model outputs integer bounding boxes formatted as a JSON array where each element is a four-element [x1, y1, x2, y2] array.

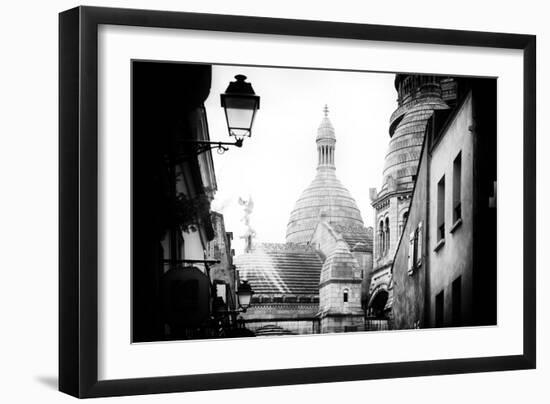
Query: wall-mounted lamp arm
[[180, 138, 244, 156]]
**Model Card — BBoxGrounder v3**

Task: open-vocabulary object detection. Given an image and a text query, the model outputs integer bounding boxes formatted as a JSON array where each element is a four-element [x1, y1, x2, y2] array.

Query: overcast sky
[[204, 65, 396, 255]]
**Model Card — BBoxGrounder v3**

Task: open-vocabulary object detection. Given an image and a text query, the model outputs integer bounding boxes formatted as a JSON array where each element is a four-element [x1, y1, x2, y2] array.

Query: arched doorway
[[365, 288, 390, 331], [369, 289, 389, 318]]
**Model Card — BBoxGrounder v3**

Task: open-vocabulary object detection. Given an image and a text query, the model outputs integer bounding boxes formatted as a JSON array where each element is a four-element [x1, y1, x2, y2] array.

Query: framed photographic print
[[59, 6, 536, 398]]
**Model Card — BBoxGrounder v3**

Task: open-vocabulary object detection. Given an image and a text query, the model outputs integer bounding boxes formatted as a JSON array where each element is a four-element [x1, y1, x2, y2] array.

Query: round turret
[[380, 76, 450, 196]]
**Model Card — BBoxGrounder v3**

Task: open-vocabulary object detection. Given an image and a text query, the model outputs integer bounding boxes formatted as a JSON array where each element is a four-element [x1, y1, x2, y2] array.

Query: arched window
[[378, 221, 384, 257], [343, 289, 349, 303], [385, 217, 390, 256], [399, 210, 409, 238]]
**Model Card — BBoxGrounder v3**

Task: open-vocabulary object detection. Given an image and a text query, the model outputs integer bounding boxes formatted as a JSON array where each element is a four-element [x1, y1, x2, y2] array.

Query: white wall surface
[[0, 0, 546, 403]]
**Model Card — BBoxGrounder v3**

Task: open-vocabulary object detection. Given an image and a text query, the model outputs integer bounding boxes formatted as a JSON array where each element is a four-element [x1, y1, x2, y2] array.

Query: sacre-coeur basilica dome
[[286, 106, 365, 244]]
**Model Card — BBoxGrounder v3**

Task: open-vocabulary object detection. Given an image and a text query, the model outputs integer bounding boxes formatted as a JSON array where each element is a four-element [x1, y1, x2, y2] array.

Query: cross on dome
[[317, 105, 336, 143]]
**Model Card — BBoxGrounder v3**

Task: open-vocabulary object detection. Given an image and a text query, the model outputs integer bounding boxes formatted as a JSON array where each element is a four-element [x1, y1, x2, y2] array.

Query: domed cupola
[[316, 104, 336, 142], [286, 106, 364, 244]]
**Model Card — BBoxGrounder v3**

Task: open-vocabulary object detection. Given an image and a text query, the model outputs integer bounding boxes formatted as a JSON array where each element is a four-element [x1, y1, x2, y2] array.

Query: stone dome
[[286, 107, 364, 244]]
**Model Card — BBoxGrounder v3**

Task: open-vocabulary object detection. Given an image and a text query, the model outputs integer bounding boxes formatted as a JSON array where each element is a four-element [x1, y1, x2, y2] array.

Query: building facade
[[132, 62, 242, 341], [208, 212, 239, 323], [366, 75, 457, 321], [391, 79, 497, 329]]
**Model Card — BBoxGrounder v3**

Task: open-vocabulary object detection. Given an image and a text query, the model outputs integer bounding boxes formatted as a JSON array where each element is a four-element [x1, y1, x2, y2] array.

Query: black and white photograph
[[131, 61, 497, 342], [1, 0, 545, 401]]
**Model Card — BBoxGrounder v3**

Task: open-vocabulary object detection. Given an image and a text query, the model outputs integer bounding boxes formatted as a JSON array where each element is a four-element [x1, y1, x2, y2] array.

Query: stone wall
[[427, 93, 474, 327], [241, 302, 319, 335], [391, 135, 429, 329], [319, 281, 362, 316], [245, 319, 318, 335], [320, 314, 365, 334]]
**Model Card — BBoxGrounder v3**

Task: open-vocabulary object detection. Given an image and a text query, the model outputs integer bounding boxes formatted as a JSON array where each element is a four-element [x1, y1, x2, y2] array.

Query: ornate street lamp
[[220, 75, 260, 140], [186, 74, 260, 155], [213, 280, 255, 318], [236, 280, 254, 312], [212, 280, 255, 337]]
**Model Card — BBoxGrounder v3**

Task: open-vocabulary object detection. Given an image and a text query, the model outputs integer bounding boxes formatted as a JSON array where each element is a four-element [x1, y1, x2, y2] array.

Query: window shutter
[[408, 231, 415, 273], [416, 222, 423, 267]]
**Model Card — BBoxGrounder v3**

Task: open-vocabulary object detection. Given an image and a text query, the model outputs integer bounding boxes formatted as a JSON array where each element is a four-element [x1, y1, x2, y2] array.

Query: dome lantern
[[316, 105, 336, 169]]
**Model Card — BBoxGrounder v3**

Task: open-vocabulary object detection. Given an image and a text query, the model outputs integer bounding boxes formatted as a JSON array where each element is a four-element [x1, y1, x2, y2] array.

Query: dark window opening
[[435, 290, 444, 327], [378, 220, 384, 258], [452, 276, 462, 326], [385, 217, 390, 256], [453, 152, 462, 223], [399, 211, 408, 237], [437, 176, 446, 241]]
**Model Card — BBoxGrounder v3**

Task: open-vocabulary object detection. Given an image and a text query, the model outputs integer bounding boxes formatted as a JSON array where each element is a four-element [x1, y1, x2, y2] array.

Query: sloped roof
[[331, 224, 373, 253], [234, 243, 323, 296]]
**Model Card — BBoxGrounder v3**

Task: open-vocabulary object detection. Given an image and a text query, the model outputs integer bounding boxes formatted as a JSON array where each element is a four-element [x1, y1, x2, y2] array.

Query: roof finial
[[323, 104, 329, 117]]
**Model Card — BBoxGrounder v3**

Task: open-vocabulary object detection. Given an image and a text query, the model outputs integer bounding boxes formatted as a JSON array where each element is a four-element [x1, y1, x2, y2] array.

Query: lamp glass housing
[[220, 75, 260, 139], [236, 280, 254, 310]]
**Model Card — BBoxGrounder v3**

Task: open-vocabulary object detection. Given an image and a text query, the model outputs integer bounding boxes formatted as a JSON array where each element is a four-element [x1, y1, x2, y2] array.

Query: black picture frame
[[59, 5, 536, 398]]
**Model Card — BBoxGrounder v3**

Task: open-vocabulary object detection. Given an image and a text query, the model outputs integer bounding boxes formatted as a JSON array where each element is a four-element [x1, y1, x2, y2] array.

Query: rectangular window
[[437, 176, 445, 241], [452, 276, 462, 326], [435, 290, 444, 327], [453, 152, 462, 223]]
